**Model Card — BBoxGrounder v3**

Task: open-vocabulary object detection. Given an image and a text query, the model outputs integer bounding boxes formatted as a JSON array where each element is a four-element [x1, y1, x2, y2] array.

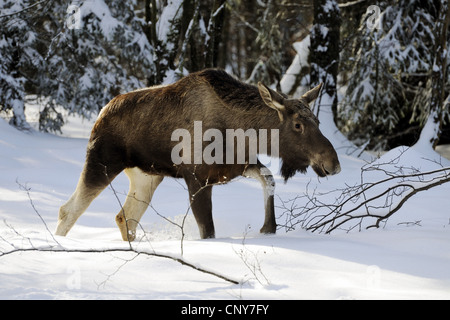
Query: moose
[[55, 69, 341, 241]]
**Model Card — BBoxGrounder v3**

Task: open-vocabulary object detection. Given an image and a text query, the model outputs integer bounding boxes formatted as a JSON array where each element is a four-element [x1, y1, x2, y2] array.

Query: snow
[[280, 36, 310, 95], [81, 0, 119, 41], [1, 102, 450, 300], [414, 110, 441, 154], [157, 0, 183, 49]]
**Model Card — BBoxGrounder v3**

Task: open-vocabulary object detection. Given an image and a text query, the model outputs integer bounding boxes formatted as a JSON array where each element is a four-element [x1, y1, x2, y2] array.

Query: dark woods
[[0, 0, 449, 151]]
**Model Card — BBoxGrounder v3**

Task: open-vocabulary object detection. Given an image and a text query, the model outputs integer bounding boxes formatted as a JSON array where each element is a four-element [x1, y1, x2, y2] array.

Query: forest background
[[0, 0, 449, 152]]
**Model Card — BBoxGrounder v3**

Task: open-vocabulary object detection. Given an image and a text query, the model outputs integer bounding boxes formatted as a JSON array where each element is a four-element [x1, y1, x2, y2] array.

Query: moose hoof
[[124, 230, 136, 242]]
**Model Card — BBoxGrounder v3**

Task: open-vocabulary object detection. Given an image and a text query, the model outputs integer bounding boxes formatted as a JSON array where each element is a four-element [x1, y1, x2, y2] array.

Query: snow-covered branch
[[0, 0, 50, 19]]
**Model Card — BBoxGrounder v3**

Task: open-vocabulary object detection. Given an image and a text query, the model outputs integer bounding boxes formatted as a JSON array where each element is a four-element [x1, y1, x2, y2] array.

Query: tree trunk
[[310, 0, 340, 121], [416, 0, 450, 149], [205, 0, 226, 69], [309, 0, 347, 150]]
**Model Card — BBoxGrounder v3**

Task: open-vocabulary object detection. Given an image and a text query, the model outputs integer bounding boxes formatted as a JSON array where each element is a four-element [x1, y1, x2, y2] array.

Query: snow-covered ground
[[0, 108, 449, 300]]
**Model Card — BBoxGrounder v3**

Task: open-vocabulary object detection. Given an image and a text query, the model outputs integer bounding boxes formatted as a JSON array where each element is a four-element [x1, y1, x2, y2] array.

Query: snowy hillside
[[0, 111, 450, 300]]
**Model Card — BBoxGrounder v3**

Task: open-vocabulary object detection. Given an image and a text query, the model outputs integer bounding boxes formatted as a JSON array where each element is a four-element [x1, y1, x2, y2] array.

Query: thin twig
[[16, 180, 62, 248], [277, 153, 450, 234], [5, 178, 241, 286]]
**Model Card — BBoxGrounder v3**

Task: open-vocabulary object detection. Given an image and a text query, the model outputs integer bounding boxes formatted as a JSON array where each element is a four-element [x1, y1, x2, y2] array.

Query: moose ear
[[258, 82, 285, 122], [301, 83, 323, 104]]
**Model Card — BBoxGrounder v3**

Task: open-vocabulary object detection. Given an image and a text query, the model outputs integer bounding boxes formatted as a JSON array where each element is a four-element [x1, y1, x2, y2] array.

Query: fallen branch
[[277, 152, 450, 234], [0, 245, 240, 285], [2, 181, 240, 286]]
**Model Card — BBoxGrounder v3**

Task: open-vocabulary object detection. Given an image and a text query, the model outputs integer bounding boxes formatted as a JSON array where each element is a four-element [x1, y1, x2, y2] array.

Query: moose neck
[[214, 86, 281, 130], [223, 97, 282, 158], [198, 69, 283, 157]]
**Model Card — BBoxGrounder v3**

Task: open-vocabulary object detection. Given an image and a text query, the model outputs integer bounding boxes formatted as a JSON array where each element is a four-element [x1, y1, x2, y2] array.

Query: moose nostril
[[323, 163, 341, 175], [321, 164, 331, 175]]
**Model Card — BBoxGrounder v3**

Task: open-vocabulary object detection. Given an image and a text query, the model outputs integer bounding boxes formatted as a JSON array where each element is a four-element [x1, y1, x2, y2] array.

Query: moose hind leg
[[56, 147, 124, 237], [115, 168, 163, 241], [56, 174, 109, 237]]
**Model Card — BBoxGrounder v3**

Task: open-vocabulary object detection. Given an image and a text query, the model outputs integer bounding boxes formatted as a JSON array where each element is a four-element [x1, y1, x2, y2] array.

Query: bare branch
[[277, 152, 450, 234], [0, 245, 240, 285], [2, 178, 240, 286], [233, 225, 270, 286], [16, 180, 62, 248]]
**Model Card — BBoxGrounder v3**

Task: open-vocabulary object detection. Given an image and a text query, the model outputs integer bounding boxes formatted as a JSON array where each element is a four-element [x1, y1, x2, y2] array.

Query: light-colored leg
[[115, 168, 164, 241], [56, 176, 107, 237], [243, 162, 276, 234]]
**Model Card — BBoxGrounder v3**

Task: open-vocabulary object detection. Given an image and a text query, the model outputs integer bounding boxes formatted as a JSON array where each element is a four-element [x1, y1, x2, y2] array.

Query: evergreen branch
[[0, 0, 51, 19]]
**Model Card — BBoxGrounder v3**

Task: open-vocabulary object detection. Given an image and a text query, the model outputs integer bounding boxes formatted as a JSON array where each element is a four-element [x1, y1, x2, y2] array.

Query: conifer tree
[[341, 0, 447, 150]]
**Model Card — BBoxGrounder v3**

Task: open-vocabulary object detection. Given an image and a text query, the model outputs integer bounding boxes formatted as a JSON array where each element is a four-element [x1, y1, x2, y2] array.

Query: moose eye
[[294, 122, 303, 133]]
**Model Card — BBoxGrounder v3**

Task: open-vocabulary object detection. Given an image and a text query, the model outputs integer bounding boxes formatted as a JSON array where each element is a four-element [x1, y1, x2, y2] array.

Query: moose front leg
[[184, 173, 215, 239], [243, 162, 277, 234]]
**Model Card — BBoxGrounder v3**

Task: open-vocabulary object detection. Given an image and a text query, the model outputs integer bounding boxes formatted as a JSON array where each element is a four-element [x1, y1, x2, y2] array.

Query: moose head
[[258, 82, 341, 181]]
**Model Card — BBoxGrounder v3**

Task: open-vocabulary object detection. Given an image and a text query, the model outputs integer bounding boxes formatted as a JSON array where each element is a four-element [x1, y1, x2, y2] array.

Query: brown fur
[[56, 69, 340, 240]]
